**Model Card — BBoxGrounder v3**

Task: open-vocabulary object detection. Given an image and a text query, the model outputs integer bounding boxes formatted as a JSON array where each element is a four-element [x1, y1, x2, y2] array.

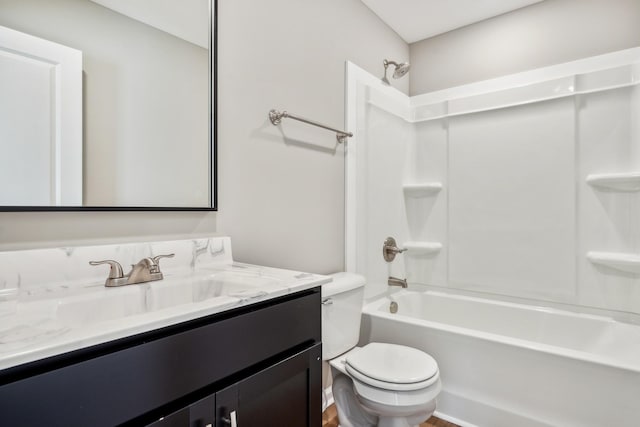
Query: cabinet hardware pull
[[322, 298, 333, 305], [222, 411, 237, 427]]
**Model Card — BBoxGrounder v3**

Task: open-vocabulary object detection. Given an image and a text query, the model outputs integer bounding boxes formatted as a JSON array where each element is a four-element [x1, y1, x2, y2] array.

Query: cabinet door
[[216, 344, 321, 427], [147, 395, 216, 427]]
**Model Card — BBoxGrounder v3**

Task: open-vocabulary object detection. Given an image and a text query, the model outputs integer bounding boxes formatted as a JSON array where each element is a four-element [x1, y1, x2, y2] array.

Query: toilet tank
[[322, 272, 366, 360]]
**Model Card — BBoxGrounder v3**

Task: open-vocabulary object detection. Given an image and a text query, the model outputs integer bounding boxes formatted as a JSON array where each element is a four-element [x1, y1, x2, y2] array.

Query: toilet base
[[331, 373, 438, 427], [361, 395, 436, 427], [376, 403, 435, 427], [332, 374, 378, 427]]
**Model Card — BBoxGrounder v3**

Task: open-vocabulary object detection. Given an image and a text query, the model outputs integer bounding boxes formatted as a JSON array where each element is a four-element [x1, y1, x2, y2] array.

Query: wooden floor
[[322, 404, 459, 427]]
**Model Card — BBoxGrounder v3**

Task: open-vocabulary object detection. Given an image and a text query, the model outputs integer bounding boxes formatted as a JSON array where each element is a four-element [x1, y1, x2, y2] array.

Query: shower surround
[[346, 48, 640, 318], [345, 48, 640, 426]]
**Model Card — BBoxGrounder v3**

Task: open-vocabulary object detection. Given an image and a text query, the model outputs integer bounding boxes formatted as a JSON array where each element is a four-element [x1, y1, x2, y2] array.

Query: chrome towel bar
[[269, 109, 353, 143]]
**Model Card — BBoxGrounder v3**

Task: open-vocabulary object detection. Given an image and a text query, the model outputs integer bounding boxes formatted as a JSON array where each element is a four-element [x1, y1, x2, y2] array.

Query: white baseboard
[[322, 385, 334, 412], [436, 390, 554, 427], [434, 410, 478, 427]]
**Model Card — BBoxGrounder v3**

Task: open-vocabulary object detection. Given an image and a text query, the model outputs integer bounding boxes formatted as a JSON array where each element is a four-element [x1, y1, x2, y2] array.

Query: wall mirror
[[0, 0, 216, 210]]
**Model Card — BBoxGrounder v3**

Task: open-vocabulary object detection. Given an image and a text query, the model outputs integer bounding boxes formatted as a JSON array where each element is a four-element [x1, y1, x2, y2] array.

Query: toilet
[[322, 273, 441, 427]]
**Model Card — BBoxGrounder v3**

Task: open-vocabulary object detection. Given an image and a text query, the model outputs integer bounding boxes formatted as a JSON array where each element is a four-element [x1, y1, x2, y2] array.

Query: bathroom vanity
[[0, 237, 327, 426]]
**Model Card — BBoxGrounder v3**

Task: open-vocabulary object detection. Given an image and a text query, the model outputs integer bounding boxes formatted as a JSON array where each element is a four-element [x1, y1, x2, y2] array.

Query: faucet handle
[[89, 260, 124, 279], [151, 254, 175, 263], [383, 237, 407, 262], [150, 253, 175, 273]]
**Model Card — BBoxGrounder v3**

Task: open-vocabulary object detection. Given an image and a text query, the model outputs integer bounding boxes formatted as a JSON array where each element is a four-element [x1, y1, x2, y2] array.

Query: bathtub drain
[[389, 301, 398, 313]]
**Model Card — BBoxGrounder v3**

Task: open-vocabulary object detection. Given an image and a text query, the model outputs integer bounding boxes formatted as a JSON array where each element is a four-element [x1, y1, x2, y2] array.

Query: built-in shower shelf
[[403, 241, 442, 256], [402, 183, 442, 197], [586, 173, 640, 192], [587, 251, 640, 274]]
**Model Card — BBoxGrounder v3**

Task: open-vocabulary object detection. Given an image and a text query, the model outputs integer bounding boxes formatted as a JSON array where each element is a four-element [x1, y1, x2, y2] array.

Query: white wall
[[0, 0, 408, 274], [409, 0, 640, 95]]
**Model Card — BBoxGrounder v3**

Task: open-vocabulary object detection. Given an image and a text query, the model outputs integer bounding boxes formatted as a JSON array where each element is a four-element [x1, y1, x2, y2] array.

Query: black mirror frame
[[0, 0, 217, 212]]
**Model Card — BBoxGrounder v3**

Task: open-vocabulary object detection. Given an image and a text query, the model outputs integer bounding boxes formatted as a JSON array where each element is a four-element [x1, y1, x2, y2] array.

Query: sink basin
[[146, 271, 281, 311], [56, 286, 146, 326]]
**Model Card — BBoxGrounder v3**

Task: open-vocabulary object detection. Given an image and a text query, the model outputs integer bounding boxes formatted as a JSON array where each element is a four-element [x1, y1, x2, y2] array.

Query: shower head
[[382, 59, 411, 84], [392, 61, 411, 78]]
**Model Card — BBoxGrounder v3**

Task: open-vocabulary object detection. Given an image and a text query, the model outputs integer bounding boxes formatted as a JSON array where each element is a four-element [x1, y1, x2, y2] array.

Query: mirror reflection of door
[[0, 25, 82, 206]]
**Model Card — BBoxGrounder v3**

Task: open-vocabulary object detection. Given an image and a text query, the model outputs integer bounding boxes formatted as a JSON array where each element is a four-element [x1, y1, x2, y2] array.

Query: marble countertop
[[0, 261, 330, 372]]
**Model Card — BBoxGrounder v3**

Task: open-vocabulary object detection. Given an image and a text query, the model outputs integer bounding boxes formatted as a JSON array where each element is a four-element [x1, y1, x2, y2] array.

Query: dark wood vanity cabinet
[[148, 344, 321, 427], [215, 345, 321, 427], [145, 394, 217, 427], [0, 288, 321, 427]]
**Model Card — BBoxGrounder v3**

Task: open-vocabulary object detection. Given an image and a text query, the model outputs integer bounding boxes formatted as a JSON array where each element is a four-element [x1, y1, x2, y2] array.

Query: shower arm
[[384, 59, 399, 68], [269, 109, 353, 143], [383, 59, 394, 81]]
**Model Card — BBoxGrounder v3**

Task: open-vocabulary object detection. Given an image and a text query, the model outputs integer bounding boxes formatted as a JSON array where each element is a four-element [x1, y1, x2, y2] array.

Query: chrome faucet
[[90, 254, 174, 287], [388, 276, 408, 288]]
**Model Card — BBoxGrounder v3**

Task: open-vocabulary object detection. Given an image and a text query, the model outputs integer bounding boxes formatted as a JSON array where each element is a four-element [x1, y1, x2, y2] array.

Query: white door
[[0, 25, 82, 206]]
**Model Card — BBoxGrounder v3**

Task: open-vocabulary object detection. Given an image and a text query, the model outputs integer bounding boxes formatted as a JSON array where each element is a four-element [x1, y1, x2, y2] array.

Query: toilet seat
[[346, 364, 439, 392], [345, 343, 439, 391]]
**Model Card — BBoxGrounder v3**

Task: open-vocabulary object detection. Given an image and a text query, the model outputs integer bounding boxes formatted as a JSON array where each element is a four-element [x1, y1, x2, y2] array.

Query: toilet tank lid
[[322, 272, 366, 297]]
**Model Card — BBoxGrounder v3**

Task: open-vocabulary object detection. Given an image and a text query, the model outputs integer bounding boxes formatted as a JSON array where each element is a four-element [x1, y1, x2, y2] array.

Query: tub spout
[[388, 276, 408, 288]]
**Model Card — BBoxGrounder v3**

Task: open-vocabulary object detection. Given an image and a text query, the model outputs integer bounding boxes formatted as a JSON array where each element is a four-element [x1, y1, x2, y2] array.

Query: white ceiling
[[361, 0, 545, 44], [89, 0, 208, 48]]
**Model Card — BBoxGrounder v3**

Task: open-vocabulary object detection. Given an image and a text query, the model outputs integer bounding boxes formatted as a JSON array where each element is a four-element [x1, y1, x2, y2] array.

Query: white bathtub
[[359, 290, 640, 427]]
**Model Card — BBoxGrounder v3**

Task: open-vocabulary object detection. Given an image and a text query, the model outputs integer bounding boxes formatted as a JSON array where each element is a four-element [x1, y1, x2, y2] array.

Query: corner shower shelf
[[402, 183, 442, 197], [586, 172, 640, 192], [587, 251, 640, 274], [403, 241, 442, 256]]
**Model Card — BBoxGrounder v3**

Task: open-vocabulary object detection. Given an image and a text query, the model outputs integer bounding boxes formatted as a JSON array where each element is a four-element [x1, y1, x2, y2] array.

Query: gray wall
[[216, 0, 408, 272], [409, 0, 640, 95], [0, 0, 408, 274]]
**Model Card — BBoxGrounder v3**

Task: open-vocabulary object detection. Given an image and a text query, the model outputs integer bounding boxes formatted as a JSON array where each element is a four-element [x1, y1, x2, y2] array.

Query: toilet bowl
[[323, 273, 441, 427]]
